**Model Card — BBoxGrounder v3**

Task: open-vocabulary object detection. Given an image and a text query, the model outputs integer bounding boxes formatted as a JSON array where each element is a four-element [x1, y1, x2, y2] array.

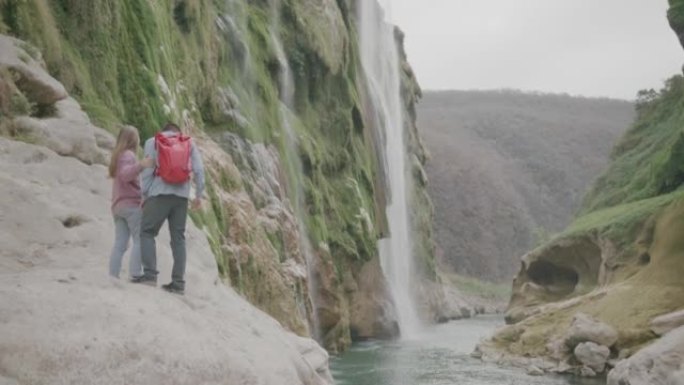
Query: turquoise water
[[331, 316, 604, 385]]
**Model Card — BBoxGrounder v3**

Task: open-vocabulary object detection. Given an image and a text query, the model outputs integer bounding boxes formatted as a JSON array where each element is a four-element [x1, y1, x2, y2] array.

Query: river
[[331, 316, 604, 385]]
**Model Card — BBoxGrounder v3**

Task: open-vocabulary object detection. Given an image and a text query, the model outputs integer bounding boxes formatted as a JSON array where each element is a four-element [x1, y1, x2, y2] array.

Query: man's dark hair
[[163, 122, 181, 133]]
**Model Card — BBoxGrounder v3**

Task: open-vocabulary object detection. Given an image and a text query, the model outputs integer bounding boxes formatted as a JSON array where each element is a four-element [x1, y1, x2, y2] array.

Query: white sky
[[386, 0, 683, 100]]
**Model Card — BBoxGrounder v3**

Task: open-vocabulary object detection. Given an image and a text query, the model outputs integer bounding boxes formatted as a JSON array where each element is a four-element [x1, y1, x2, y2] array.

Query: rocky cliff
[[478, 1, 684, 383], [0, 0, 437, 378], [0, 34, 332, 384]]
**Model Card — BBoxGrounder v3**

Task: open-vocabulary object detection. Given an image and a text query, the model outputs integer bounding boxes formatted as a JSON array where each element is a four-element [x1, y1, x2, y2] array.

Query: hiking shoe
[[130, 276, 157, 287], [161, 282, 185, 295]]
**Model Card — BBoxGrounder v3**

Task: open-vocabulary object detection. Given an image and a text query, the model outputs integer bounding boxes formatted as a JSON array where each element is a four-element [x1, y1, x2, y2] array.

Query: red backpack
[[154, 133, 192, 184]]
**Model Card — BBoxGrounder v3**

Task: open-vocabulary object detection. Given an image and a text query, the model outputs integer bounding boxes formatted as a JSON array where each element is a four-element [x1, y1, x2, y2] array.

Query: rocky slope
[[479, 1, 684, 382], [0, 37, 332, 383], [419, 90, 633, 282], [0, 0, 438, 358]]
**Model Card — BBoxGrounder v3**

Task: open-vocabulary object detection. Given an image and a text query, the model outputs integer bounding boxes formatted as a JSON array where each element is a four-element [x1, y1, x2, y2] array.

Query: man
[[132, 122, 205, 295]]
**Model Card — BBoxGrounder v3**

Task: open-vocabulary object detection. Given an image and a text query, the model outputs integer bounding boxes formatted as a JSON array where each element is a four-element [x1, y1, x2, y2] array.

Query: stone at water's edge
[[564, 313, 618, 349], [608, 326, 684, 385], [574, 342, 610, 374]]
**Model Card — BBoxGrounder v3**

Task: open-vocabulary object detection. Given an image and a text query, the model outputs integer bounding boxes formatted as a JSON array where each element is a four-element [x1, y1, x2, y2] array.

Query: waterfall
[[269, 0, 322, 342], [358, 1, 422, 338]]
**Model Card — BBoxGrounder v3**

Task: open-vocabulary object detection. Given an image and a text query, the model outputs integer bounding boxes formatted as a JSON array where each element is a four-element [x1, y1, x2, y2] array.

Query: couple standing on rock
[[107, 122, 205, 295]]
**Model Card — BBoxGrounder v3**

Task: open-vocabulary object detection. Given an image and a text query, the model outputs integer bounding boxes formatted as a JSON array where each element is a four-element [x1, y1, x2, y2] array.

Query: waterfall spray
[[359, 0, 422, 338], [270, 0, 321, 341]]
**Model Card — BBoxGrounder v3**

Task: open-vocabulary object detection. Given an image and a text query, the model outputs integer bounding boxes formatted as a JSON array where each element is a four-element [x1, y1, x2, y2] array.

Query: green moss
[[581, 75, 684, 213], [2, 0, 436, 348], [10, 90, 32, 116], [265, 229, 286, 262], [567, 191, 684, 248]]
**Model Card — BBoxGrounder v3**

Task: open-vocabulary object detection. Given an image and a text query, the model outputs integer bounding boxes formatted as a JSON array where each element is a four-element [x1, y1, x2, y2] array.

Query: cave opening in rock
[[526, 260, 579, 296]]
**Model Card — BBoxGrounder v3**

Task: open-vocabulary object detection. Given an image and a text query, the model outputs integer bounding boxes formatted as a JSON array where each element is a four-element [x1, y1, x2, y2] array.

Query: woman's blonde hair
[[108, 125, 140, 178]]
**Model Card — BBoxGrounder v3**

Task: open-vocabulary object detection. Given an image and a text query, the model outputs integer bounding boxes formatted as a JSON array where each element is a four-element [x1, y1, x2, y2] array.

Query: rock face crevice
[[507, 236, 603, 324]]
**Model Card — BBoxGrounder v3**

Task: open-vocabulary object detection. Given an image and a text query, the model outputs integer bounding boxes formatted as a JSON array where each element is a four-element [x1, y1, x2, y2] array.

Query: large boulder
[[564, 313, 619, 348], [0, 34, 112, 166], [0, 35, 67, 105], [13, 97, 114, 165], [574, 342, 610, 373], [0, 134, 332, 384], [608, 326, 684, 385]]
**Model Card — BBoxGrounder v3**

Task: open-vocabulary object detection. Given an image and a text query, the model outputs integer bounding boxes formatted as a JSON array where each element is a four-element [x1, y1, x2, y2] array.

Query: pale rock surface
[[437, 284, 476, 321], [564, 313, 618, 348], [651, 309, 684, 336], [580, 366, 597, 378], [348, 256, 398, 340], [13, 97, 113, 165], [0, 33, 112, 166], [574, 342, 610, 373], [608, 326, 684, 385], [0, 35, 67, 104], [526, 365, 544, 376], [0, 135, 333, 384]]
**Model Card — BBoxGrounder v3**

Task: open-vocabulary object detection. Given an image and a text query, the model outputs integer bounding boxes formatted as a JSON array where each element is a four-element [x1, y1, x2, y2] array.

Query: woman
[[108, 126, 154, 279]]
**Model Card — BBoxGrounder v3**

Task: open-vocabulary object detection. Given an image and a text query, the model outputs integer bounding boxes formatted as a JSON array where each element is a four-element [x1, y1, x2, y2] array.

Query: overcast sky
[[385, 0, 683, 100]]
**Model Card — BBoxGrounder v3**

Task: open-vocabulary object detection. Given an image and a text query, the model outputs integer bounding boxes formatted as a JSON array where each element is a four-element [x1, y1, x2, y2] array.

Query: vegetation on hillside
[[581, 75, 684, 213], [419, 90, 633, 282]]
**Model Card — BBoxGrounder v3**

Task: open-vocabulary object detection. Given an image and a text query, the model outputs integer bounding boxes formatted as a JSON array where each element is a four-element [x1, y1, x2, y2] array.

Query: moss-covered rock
[[0, 0, 438, 353], [486, 4, 684, 373]]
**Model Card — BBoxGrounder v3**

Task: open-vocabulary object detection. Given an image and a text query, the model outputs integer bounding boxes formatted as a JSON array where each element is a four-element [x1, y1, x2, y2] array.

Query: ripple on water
[[331, 316, 605, 385]]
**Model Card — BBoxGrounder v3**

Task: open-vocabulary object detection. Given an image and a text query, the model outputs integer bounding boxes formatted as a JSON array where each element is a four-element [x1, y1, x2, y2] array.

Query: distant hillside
[[419, 90, 634, 282]]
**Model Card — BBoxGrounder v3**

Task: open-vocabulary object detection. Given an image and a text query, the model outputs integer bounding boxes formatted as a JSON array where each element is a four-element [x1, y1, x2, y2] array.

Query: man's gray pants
[[141, 195, 188, 289]]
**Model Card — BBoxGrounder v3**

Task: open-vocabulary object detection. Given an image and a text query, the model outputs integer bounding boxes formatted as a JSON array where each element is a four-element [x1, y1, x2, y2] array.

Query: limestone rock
[[580, 366, 597, 377], [565, 313, 618, 348], [546, 337, 570, 361], [349, 256, 399, 341], [554, 361, 574, 374], [651, 309, 684, 336], [291, 0, 347, 74], [205, 133, 313, 337], [608, 326, 684, 385], [526, 365, 544, 376], [420, 280, 479, 323], [574, 342, 610, 373], [0, 35, 67, 105], [506, 237, 604, 325], [13, 98, 114, 165], [0, 136, 332, 385]]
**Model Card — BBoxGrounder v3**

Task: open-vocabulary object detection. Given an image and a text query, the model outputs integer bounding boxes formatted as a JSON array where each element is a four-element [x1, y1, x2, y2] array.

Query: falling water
[[358, 0, 422, 337], [270, 0, 321, 341]]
